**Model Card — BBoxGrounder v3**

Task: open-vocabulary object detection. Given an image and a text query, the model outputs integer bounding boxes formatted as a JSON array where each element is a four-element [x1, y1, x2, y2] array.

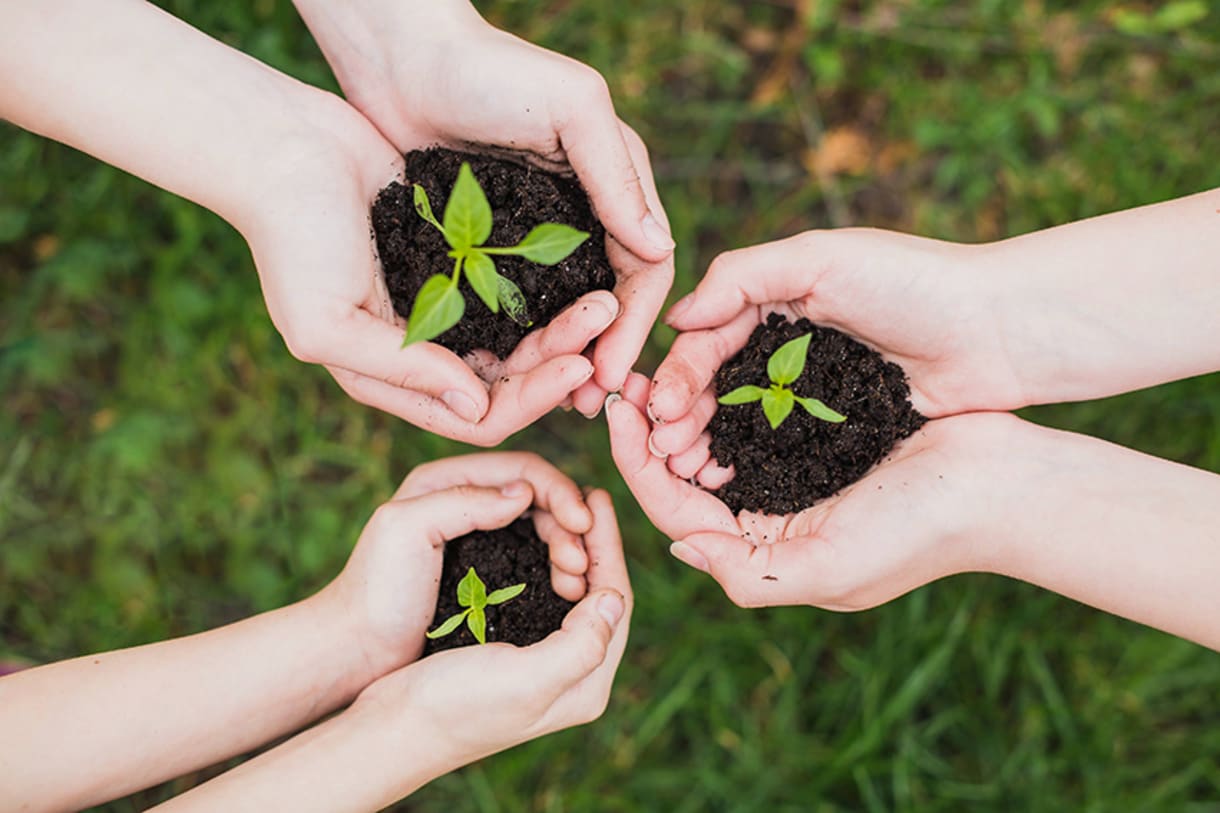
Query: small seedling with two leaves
[[717, 333, 847, 430], [425, 566, 526, 645], [404, 162, 591, 345]]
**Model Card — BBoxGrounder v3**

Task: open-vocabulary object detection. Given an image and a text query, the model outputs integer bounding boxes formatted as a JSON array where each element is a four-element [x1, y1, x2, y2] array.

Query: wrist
[[291, 0, 484, 105]]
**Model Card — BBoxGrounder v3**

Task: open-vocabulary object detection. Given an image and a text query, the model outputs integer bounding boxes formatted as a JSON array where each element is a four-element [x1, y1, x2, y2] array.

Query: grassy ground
[[3, 1, 1220, 810]]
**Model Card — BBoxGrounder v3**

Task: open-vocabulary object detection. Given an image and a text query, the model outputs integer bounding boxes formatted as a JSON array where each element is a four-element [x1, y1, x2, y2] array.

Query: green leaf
[[761, 388, 795, 430], [412, 184, 446, 238], [403, 274, 464, 346], [425, 609, 468, 639], [767, 333, 812, 386], [502, 223, 591, 264], [497, 275, 532, 327], [487, 583, 526, 605], [464, 252, 500, 313], [717, 385, 767, 405], [456, 566, 488, 609], [1155, 1, 1207, 31], [442, 162, 492, 250], [795, 395, 847, 423], [467, 607, 487, 644]]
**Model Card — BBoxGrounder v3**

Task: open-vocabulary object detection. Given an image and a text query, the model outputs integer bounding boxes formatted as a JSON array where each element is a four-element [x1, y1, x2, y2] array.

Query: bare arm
[[985, 187, 1220, 404], [0, 597, 373, 811]]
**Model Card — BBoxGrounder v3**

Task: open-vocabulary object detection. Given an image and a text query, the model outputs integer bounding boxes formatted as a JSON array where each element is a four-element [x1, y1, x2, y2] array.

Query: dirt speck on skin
[[707, 313, 925, 515], [372, 147, 614, 359], [423, 518, 573, 655]]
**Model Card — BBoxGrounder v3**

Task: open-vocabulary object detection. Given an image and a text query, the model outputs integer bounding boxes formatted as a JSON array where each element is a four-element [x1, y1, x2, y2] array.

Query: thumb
[[665, 234, 822, 330], [526, 588, 625, 694], [676, 532, 820, 609], [374, 482, 535, 547], [327, 308, 491, 424], [557, 105, 673, 263]]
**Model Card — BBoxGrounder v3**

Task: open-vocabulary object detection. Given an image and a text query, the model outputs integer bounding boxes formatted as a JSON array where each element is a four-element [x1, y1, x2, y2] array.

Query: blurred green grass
[[3, 0, 1220, 810]]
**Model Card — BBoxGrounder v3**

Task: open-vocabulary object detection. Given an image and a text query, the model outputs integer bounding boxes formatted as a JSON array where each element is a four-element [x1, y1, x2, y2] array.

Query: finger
[[534, 510, 589, 601], [605, 392, 737, 540], [649, 388, 718, 458], [588, 126, 675, 392], [664, 233, 823, 331], [571, 377, 609, 418], [505, 290, 619, 373], [620, 371, 651, 410], [374, 483, 535, 549], [553, 82, 674, 262], [675, 531, 822, 608], [648, 310, 757, 424], [668, 432, 712, 480], [333, 356, 593, 446], [696, 459, 735, 490], [526, 587, 626, 693], [323, 308, 491, 423], [582, 490, 631, 599], [397, 453, 594, 534]]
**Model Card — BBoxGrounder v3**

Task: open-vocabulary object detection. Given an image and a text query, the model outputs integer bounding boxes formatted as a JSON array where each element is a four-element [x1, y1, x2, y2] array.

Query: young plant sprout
[[717, 333, 847, 430], [425, 566, 526, 645], [403, 162, 591, 345]]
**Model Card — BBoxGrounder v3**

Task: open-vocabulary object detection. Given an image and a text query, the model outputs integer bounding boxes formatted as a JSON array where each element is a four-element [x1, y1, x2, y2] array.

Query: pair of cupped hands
[[269, 4, 1051, 618]]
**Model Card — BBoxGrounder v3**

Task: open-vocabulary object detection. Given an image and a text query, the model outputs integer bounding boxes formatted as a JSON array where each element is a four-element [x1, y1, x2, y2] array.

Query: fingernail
[[646, 400, 664, 424], [588, 292, 620, 331], [579, 401, 603, 420], [604, 392, 622, 411], [647, 430, 669, 459], [441, 390, 481, 423], [640, 212, 675, 253], [665, 294, 694, 326], [669, 541, 710, 574], [597, 591, 625, 625], [501, 480, 530, 498]]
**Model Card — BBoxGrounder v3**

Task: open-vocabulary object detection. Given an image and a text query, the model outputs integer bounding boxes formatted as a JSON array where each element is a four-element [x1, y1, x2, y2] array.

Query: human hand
[[646, 229, 1026, 458], [242, 94, 619, 445], [608, 372, 1017, 609], [291, 0, 675, 408], [318, 452, 603, 684], [352, 488, 631, 766]]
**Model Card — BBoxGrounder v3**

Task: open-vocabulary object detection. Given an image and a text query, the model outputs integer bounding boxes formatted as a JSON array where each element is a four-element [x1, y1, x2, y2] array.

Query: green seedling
[[425, 566, 526, 645], [403, 162, 591, 345], [717, 333, 847, 430]]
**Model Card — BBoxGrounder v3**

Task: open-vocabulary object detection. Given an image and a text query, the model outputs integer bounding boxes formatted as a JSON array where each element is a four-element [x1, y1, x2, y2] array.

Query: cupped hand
[[294, 0, 675, 405], [242, 92, 622, 445], [646, 229, 1026, 458], [608, 372, 1017, 609], [351, 488, 631, 765], [320, 452, 605, 684]]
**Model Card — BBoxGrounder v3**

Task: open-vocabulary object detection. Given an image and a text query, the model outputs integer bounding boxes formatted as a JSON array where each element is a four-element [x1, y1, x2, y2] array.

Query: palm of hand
[[612, 373, 1011, 609]]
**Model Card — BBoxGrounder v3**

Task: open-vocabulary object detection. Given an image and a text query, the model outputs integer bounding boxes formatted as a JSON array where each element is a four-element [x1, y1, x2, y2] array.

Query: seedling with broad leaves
[[403, 162, 591, 346], [425, 566, 526, 645], [717, 333, 847, 429]]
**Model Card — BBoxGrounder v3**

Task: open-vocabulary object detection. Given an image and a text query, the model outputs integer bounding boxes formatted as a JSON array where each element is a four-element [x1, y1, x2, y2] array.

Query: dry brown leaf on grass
[[803, 126, 872, 177]]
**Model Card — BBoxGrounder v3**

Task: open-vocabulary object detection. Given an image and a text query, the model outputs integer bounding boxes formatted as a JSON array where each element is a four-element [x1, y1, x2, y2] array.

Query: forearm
[[290, 0, 480, 99], [985, 188, 1220, 405], [0, 0, 343, 230], [0, 595, 373, 811], [987, 420, 1220, 649], [154, 690, 450, 812]]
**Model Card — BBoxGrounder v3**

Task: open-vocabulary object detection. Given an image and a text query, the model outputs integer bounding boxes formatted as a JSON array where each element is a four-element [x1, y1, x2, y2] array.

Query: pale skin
[[0, 453, 632, 811], [1, 0, 673, 443], [291, 0, 676, 419], [608, 189, 1220, 650]]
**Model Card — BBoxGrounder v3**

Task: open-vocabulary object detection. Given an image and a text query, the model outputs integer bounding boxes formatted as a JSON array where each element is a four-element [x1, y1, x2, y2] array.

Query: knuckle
[[283, 331, 325, 365], [575, 66, 612, 101]]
